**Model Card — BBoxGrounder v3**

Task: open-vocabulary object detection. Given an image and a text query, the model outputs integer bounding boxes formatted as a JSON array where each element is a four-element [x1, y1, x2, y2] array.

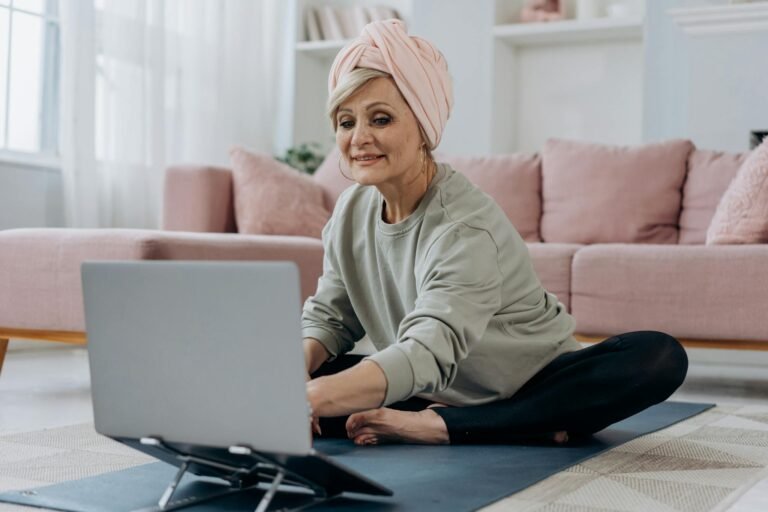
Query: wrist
[[307, 376, 331, 416], [304, 337, 331, 374]]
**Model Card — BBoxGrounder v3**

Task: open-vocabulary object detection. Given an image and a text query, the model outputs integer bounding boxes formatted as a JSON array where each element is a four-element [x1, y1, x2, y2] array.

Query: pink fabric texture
[[0, 228, 162, 332], [679, 149, 749, 244], [441, 153, 543, 242], [541, 138, 694, 244], [163, 165, 236, 233], [313, 146, 356, 211], [230, 147, 331, 239], [706, 139, 768, 245], [571, 244, 768, 342], [328, 19, 453, 150], [0, 228, 324, 332], [526, 243, 584, 312]]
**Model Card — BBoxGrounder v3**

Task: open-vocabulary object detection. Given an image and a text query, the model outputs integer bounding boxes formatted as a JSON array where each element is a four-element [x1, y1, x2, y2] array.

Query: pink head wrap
[[328, 19, 454, 150]]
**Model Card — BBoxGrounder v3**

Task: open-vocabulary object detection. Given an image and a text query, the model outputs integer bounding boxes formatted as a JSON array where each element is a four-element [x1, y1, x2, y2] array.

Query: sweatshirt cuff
[[302, 326, 346, 362], [365, 346, 415, 406]]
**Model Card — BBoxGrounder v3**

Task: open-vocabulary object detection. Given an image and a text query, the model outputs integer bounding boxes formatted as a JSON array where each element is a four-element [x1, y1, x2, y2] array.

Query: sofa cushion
[[313, 146, 355, 211], [678, 149, 748, 244], [541, 138, 694, 244], [0, 228, 324, 333], [571, 244, 768, 342], [526, 242, 584, 312], [230, 147, 331, 238], [706, 138, 768, 244], [441, 153, 542, 242]]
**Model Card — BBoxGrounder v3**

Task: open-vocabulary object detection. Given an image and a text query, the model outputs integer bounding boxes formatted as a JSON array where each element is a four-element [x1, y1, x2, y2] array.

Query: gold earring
[[338, 156, 354, 181]]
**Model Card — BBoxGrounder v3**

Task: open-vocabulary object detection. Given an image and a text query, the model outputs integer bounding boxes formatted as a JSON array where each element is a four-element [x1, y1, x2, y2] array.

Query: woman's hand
[[306, 360, 388, 418], [306, 371, 322, 435]]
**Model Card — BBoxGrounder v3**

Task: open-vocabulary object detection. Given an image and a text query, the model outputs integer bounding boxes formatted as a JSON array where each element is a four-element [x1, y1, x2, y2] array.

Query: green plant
[[277, 142, 326, 175]]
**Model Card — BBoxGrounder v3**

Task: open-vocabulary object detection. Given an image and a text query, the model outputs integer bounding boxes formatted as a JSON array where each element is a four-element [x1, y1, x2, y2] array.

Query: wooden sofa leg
[[0, 338, 8, 375]]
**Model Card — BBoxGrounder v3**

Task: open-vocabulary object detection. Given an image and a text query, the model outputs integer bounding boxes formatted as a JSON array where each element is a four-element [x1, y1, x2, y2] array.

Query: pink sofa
[[1, 138, 766, 372]]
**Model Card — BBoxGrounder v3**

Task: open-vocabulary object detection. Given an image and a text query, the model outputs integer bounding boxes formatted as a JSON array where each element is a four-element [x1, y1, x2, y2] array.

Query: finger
[[313, 417, 322, 436]]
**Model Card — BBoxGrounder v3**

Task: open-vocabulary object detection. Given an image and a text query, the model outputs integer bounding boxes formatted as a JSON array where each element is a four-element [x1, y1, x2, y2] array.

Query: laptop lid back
[[82, 261, 312, 456]]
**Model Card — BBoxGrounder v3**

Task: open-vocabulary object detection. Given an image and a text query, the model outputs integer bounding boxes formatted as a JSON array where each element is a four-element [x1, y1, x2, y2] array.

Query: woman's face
[[335, 77, 425, 188]]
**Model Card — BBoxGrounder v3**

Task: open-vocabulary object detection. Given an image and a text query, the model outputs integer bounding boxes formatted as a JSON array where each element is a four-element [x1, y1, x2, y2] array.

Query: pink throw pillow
[[706, 139, 768, 244], [230, 147, 331, 238], [440, 153, 542, 242], [679, 149, 749, 244], [313, 146, 356, 211], [541, 138, 694, 244]]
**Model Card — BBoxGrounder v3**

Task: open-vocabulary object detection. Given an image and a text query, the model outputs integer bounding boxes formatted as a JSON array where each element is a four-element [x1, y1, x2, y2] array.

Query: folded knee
[[633, 331, 688, 394]]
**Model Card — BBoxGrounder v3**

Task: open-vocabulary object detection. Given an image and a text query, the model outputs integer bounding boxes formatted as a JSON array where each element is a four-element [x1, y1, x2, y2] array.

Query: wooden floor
[[0, 342, 766, 511]]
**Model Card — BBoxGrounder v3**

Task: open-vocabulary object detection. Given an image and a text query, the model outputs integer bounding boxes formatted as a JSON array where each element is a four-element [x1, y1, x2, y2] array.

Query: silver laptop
[[82, 261, 391, 509]]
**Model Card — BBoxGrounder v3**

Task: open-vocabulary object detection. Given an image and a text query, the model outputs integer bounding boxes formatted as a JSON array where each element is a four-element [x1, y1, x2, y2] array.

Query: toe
[[354, 434, 378, 446]]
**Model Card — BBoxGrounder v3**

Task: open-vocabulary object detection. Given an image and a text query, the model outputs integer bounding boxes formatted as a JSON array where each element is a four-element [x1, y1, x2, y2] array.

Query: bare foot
[[346, 408, 450, 446]]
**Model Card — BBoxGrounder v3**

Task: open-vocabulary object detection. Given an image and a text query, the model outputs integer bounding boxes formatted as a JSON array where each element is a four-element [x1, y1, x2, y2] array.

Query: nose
[[350, 122, 374, 147]]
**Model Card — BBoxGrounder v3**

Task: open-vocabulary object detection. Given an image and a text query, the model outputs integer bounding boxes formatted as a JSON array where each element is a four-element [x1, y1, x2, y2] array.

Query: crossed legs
[[313, 331, 688, 445]]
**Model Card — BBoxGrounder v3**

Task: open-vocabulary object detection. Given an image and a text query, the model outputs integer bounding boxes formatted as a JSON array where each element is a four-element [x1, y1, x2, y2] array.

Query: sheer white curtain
[[59, 0, 285, 228]]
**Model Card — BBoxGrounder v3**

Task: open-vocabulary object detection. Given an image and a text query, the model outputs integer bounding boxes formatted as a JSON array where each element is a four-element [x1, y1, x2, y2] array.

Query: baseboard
[[6, 339, 83, 354]]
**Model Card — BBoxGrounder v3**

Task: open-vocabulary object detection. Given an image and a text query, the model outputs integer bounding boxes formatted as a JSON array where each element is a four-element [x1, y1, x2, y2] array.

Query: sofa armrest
[[163, 165, 236, 233]]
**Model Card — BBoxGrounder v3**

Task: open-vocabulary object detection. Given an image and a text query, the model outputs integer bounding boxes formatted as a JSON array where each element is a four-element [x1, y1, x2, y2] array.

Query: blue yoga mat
[[0, 401, 713, 512]]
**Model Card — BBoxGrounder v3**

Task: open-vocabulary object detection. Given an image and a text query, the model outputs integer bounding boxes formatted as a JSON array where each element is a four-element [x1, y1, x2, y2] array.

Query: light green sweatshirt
[[302, 163, 580, 407]]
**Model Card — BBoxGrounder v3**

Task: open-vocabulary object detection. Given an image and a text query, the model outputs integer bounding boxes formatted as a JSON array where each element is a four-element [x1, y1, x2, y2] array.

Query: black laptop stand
[[126, 436, 392, 512]]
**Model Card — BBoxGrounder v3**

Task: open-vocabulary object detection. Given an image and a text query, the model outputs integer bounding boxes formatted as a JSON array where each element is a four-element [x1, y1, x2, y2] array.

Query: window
[[0, 0, 60, 161]]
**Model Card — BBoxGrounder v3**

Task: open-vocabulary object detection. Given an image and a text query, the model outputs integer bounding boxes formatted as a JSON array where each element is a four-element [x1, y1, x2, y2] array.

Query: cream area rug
[[0, 405, 767, 512]]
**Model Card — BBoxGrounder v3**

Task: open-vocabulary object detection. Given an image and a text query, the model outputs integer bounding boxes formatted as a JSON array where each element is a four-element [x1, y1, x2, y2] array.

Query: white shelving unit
[[491, 0, 646, 153], [295, 40, 348, 58], [667, 1, 768, 36], [278, 0, 647, 157], [493, 16, 643, 45]]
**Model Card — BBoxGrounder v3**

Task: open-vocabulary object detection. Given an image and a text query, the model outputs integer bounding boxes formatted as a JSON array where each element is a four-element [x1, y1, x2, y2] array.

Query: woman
[[302, 20, 688, 446]]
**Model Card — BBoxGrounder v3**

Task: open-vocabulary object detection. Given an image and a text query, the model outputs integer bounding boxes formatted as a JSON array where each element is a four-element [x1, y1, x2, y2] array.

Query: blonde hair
[[327, 68, 433, 158], [327, 68, 389, 128]]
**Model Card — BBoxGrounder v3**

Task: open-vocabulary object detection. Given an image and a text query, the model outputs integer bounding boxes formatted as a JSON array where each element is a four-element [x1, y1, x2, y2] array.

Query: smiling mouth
[[352, 155, 386, 166]]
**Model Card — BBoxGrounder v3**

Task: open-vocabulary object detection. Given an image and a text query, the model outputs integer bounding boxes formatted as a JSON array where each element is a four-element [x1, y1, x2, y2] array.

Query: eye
[[339, 120, 354, 130], [373, 116, 391, 126]]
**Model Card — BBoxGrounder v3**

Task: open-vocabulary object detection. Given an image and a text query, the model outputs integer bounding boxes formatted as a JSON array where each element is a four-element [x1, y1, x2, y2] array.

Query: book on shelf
[[304, 5, 401, 43], [337, 6, 373, 39], [317, 5, 344, 41], [367, 6, 400, 22], [304, 7, 322, 41]]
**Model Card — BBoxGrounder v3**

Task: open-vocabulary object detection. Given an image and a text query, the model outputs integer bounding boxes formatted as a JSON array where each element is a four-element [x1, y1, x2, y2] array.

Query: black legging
[[312, 330, 689, 444]]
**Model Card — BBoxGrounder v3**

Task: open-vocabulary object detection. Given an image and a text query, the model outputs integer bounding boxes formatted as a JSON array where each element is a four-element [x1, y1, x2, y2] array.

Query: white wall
[[643, 0, 768, 152], [514, 39, 643, 152], [410, 0, 496, 155], [0, 163, 64, 230]]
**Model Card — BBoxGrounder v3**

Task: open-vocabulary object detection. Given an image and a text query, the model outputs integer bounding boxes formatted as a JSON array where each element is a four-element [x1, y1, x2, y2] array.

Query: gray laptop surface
[[81, 260, 392, 504], [83, 261, 311, 456]]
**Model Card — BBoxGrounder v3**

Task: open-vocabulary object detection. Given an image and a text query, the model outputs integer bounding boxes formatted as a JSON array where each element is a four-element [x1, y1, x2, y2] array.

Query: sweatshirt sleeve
[[301, 215, 365, 361], [365, 224, 502, 405]]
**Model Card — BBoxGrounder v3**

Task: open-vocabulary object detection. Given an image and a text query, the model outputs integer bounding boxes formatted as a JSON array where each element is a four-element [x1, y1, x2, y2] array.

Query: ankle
[[419, 409, 450, 445]]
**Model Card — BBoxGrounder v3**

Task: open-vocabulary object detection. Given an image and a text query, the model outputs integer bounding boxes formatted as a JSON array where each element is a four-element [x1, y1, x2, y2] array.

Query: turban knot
[[328, 19, 453, 150]]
